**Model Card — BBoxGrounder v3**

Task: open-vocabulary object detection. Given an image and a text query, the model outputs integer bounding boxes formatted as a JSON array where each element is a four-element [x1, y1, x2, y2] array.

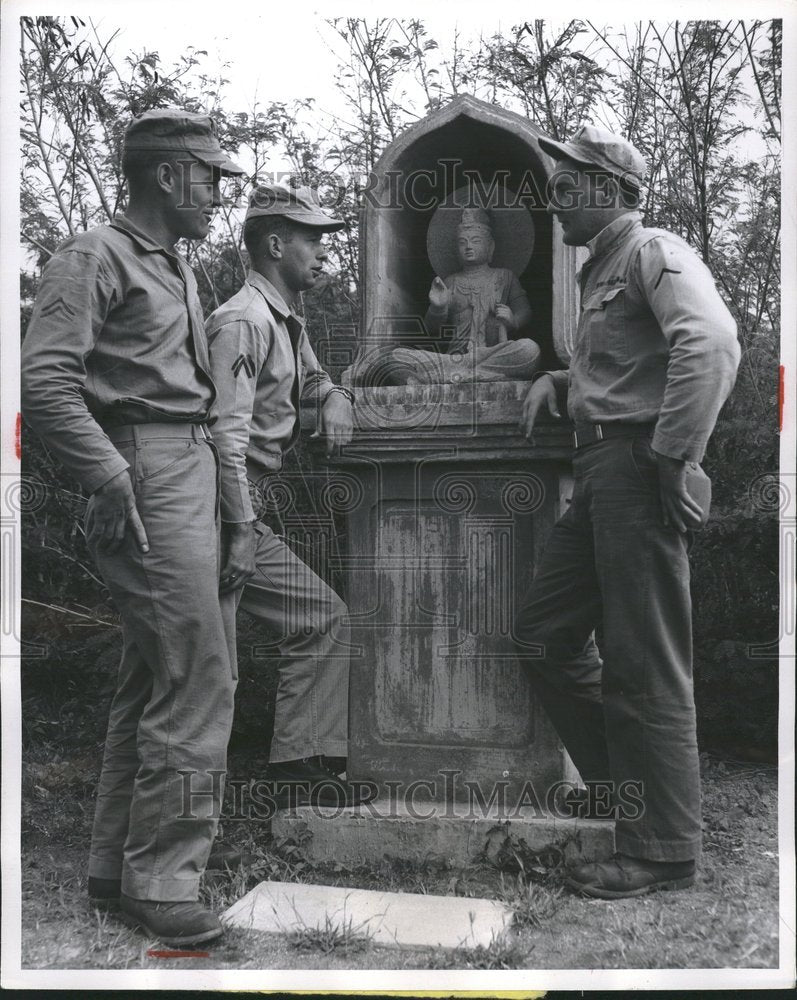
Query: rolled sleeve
[[21, 249, 129, 494], [298, 335, 335, 404], [206, 318, 265, 523], [637, 238, 740, 462]]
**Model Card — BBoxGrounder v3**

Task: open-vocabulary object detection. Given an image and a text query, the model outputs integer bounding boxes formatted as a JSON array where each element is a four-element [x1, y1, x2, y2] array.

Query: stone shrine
[[276, 96, 610, 863], [338, 95, 585, 806]]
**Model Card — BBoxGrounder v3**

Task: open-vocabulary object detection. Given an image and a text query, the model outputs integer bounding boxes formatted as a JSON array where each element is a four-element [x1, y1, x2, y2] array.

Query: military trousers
[[87, 424, 237, 902], [514, 433, 702, 862], [235, 522, 350, 762]]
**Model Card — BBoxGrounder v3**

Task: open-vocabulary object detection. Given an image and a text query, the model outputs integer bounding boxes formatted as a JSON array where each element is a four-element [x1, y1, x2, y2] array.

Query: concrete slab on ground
[[271, 800, 614, 867], [222, 879, 513, 949]]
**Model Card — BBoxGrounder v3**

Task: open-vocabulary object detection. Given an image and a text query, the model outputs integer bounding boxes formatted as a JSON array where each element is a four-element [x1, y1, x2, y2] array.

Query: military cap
[[123, 108, 244, 176], [245, 183, 345, 232], [539, 124, 647, 188]]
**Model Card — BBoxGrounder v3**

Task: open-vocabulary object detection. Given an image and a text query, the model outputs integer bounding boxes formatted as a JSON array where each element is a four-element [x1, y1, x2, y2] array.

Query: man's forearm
[[21, 372, 130, 494], [533, 369, 569, 411], [224, 518, 257, 533], [639, 238, 740, 462], [21, 249, 126, 493], [206, 318, 262, 524]]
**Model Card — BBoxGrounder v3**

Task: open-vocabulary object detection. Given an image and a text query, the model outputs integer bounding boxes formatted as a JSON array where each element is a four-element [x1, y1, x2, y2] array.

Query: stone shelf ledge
[[272, 801, 614, 869]]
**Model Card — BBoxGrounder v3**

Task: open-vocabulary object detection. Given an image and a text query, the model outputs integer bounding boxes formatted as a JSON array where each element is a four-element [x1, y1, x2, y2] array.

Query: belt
[[103, 421, 212, 445], [572, 421, 655, 449]]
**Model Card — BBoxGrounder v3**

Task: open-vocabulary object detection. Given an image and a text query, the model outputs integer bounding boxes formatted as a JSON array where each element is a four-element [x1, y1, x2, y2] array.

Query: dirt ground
[[17, 750, 780, 973]]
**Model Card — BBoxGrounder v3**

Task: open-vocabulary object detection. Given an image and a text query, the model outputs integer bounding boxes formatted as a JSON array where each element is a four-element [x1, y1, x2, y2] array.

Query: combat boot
[[119, 893, 223, 946]]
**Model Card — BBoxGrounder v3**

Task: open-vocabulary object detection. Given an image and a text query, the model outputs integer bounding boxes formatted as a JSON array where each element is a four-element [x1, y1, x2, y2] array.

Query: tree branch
[[740, 21, 780, 141], [20, 27, 75, 235], [21, 231, 55, 258], [22, 598, 118, 629], [28, 25, 115, 221]]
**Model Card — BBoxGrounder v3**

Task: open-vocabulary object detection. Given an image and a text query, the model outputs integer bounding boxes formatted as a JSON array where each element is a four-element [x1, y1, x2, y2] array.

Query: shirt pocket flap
[[583, 285, 626, 310]]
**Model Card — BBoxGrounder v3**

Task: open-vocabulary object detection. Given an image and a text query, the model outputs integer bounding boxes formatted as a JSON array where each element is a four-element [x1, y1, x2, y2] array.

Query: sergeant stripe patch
[[39, 295, 77, 319], [231, 353, 256, 378]]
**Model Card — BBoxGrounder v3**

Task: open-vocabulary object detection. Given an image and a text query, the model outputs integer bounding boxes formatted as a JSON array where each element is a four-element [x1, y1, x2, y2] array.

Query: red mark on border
[[146, 949, 210, 959], [779, 365, 785, 433], [15, 413, 22, 460]]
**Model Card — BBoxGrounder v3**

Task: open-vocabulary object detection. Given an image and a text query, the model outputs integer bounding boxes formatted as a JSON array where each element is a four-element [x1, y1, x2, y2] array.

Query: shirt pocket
[[582, 284, 628, 364]]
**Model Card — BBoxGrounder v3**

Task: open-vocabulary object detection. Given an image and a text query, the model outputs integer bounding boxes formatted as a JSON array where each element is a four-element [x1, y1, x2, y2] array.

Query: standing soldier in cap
[[517, 125, 740, 898], [22, 109, 245, 945], [205, 184, 366, 808]]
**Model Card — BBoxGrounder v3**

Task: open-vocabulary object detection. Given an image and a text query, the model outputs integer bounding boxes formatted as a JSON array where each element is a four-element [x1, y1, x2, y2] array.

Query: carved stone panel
[[341, 439, 570, 804]]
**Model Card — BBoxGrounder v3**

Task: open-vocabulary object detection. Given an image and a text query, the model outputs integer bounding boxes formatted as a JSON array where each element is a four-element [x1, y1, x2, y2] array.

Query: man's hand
[[495, 303, 517, 332], [428, 276, 451, 311], [89, 469, 149, 554], [219, 521, 257, 593], [520, 374, 561, 439], [653, 452, 704, 532], [314, 393, 354, 457]]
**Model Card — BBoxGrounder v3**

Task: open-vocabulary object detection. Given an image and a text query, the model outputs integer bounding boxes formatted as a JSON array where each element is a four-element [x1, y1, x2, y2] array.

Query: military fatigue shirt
[[21, 215, 215, 493], [548, 213, 740, 462], [206, 270, 342, 523]]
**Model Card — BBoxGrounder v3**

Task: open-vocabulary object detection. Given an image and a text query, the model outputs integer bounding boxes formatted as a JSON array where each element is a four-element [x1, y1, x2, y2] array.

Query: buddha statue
[[390, 208, 541, 384]]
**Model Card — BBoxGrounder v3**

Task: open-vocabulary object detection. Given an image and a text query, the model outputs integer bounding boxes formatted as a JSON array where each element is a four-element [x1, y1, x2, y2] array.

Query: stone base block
[[271, 800, 614, 869], [223, 880, 514, 950]]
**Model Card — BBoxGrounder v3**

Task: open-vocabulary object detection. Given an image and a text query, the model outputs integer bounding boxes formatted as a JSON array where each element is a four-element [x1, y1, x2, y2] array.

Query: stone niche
[[331, 96, 584, 808], [351, 94, 582, 378]]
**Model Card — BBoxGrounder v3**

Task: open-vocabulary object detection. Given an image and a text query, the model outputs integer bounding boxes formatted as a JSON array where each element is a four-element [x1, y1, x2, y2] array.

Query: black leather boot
[[264, 756, 369, 808], [119, 893, 223, 946]]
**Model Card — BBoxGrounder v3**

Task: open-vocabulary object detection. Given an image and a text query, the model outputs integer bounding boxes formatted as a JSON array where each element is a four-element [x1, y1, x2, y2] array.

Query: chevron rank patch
[[232, 353, 256, 378], [653, 266, 682, 290], [39, 295, 77, 320]]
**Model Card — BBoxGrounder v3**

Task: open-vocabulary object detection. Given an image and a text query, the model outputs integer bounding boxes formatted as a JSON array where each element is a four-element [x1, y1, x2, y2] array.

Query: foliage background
[[19, 16, 780, 761]]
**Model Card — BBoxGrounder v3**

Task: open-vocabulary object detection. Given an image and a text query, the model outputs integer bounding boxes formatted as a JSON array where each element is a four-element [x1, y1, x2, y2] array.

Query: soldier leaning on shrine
[[21, 110, 246, 945], [517, 126, 740, 899], [205, 184, 367, 809]]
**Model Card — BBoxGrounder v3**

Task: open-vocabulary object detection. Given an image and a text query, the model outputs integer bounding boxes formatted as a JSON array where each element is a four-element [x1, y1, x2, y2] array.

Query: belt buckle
[[573, 424, 604, 449]]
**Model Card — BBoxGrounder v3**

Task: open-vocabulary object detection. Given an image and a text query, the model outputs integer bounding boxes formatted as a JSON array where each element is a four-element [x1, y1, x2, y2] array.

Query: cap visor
[[538, 135, 572, 160], [194, 151, 246, 176], [283, 210, 346, 233], [538, 136, 604, 171]]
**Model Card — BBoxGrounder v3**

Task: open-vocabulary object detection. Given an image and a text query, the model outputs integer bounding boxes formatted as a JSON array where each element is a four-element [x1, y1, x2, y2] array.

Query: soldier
[[206, 184, 365, 807], [21, 110, 244, 945], [518, 125, 740, 898]]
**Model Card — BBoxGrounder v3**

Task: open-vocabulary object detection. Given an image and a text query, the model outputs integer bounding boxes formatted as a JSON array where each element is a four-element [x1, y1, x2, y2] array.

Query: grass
[[15, 747, 781, 971], [461, 933, 532, 970], [503, 876, 565, 930], [283, 907, 376, 956]]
